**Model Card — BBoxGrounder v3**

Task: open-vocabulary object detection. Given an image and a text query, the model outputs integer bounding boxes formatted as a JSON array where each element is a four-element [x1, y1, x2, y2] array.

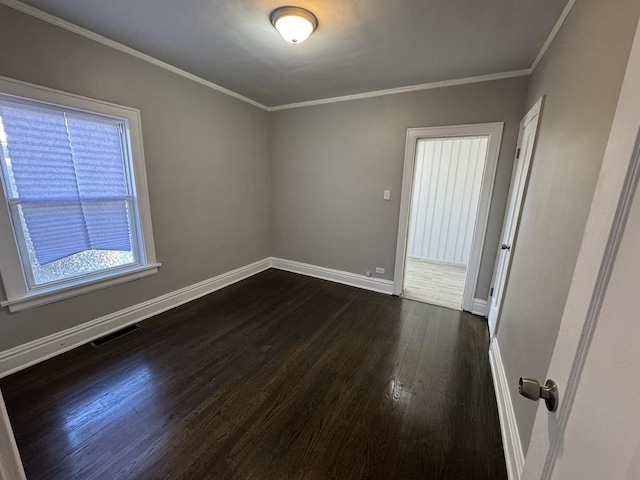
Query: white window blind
[[0, 101, 134, 268], [0, 78, 158, 312]]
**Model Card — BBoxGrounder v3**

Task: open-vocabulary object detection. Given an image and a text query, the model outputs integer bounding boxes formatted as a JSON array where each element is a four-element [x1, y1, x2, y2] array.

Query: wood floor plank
[[0, 269, 506, 479]]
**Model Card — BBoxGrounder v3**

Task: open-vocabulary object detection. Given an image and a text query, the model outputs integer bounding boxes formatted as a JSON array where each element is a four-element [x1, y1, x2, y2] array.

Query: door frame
[[393, 122, 504, 312], [488, 97, 544, 336], [0, 389, 26, 479]]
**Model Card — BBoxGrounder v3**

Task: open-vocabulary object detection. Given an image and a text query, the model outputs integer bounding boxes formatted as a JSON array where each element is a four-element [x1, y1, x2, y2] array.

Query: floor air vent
[[90, 324, 141, 348]]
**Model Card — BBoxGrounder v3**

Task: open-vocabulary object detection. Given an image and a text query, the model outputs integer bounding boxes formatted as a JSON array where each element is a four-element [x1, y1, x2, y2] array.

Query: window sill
[[0, 263, 161, 313]]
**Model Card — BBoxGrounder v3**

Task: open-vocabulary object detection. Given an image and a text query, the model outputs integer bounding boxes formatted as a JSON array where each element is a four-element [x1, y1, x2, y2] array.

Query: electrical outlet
[[365, 270, 372, 277], [376, 267, 385, 274]]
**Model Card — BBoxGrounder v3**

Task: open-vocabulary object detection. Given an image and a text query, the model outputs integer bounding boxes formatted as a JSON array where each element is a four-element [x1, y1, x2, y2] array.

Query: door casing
[[488, 97, 544, 336], [393, 122, 504, 312]]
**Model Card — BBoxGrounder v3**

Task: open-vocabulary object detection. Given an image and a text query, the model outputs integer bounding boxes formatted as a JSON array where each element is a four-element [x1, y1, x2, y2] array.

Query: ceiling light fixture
[[270, 6, 318, 45]]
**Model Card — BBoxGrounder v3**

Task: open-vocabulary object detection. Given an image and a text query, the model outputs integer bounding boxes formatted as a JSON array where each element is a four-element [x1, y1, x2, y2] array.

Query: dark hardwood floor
[[0, 269, 507, 480]]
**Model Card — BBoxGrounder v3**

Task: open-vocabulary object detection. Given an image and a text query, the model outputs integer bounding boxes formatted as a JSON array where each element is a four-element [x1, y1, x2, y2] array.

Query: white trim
[[530, 0, 577, 72], [0, 0, 577, 111], [272, 1, 579, 112], [393, 123, 504, 313], [0, 74, 149, 115], [522, 19, 640, 478], [1, 264, 161, 312], [270, 257, 395, 295], [0, 0, 269, 111], [489, 337, 525, 480], [542, 133, 640, 474], [268, 70, 530, 111], [0, 0, 533, 111], [0, 75, 160, 312], [0, 258, 271, 378], [520, 95, 545, 129], [0, 390, 26, 480], [487, 96, 545, 337], [470, 298, 488, 316], [0, 256, 410, 378]]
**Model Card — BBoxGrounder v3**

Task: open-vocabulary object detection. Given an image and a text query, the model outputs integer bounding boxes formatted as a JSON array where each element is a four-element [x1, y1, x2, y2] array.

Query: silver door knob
[[501, 244, 511, 250], [519, 377, 558, 412]]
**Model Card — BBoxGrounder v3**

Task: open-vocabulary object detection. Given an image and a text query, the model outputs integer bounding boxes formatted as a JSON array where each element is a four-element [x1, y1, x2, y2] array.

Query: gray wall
[[269, 78, 529, 299], [0, 6, 270, 351], [4, 10, 635, 462], [496, 0, 640, 454]]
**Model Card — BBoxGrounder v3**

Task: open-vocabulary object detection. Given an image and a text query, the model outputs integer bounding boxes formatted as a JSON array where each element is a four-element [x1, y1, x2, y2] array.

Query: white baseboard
[[489, 337, 525, 480], [270, 257, 395, 295], [0, 258, 271, 378], [471, 298, 488, 316], [0, 257, 395, 378], [0, 257, 400, 378]]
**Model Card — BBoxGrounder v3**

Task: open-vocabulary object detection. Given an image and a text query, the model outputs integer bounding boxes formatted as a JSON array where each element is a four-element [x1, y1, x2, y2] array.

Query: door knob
[[501, 244, 511, 250], [519, 377, 558, 412]]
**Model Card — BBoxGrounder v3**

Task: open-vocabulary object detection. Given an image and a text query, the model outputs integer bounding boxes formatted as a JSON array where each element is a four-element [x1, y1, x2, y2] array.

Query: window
[[0, 77, 159, 312]]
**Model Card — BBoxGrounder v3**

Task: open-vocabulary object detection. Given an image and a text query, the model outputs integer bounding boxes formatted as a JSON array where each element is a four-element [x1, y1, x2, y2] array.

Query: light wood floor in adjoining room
[[403, 257, 467, 310]]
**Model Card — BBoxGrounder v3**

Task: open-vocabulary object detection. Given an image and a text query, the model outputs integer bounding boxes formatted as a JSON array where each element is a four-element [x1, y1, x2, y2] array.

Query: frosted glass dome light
[[270, 7, 318, 44]]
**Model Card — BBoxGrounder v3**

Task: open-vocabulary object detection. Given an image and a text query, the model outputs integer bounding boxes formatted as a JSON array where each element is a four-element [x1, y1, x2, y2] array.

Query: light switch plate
[[383, 190, 391, 200]]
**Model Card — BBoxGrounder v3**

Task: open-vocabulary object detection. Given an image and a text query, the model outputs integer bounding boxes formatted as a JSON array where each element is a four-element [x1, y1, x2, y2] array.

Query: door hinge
[[490, 287, 494, 297], [516, 148, 521, 159]]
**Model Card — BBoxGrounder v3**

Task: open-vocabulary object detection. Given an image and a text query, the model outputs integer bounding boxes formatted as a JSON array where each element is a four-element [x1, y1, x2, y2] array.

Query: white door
[[488, 99, 543, 335], [522, 18, 640, 479]]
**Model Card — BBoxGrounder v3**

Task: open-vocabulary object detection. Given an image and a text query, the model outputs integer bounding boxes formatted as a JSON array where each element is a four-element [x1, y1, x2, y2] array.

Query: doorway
[[394, 123, 504, 312]]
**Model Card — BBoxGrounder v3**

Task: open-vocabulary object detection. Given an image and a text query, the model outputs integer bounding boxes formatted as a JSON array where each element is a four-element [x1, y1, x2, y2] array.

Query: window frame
[[0, 75, 160, 312]]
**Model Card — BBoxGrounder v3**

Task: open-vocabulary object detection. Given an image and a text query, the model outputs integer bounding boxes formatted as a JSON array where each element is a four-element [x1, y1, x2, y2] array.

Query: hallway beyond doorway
[[402, 257, 466, 310]]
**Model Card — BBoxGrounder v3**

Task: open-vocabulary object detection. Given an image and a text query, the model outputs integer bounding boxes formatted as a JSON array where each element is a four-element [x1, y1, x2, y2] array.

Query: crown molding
[[271, 0, 577, 111], [530, 0, 577, 72], [1, 0, 575, 111], [0, 0, 270, 111], [267, 70, 531, 111]]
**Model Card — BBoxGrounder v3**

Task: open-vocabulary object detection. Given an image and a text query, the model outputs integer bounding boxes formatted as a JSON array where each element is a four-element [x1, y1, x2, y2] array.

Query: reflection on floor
[[1, 269, 507, 479], [403, 257, 467, 310]]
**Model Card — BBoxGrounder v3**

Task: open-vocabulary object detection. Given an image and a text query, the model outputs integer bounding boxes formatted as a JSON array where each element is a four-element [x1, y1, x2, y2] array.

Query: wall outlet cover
[[376, 267, 385, 274]]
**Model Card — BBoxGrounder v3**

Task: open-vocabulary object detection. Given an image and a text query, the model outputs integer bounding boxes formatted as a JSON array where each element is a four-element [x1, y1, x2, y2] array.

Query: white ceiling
[[13, 0, 568, 107]]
